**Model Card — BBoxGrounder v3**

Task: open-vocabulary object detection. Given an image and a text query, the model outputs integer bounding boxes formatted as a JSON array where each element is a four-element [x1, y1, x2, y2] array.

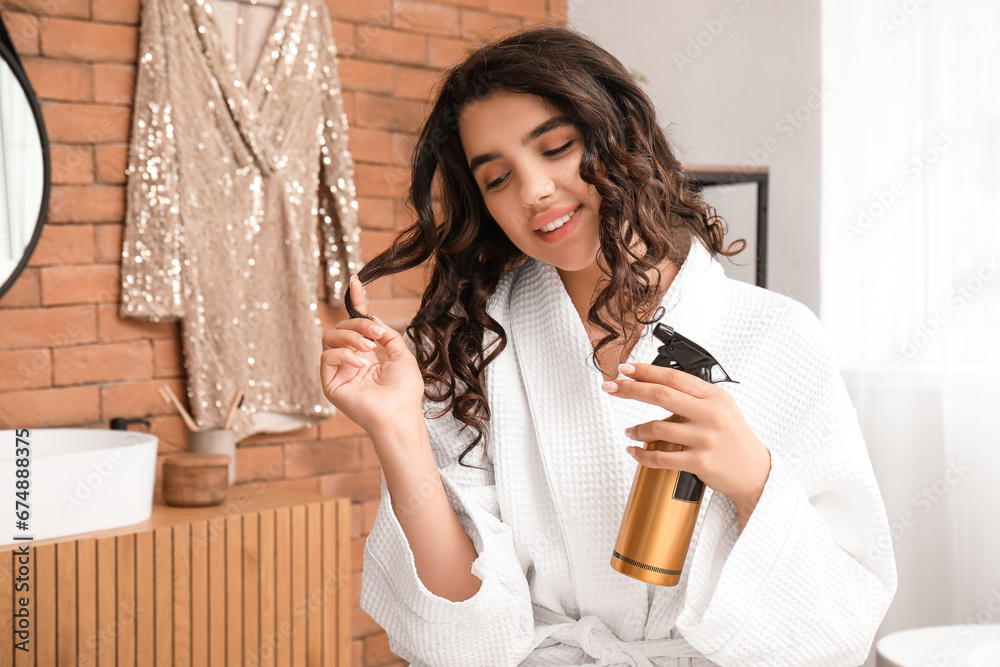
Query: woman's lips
[[535, 205, 582, 244]]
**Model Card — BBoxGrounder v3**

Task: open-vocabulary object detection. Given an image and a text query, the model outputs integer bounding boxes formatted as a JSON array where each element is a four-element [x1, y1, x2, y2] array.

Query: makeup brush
[[159, 385, 200, 432], [222, 389, 243, 430]]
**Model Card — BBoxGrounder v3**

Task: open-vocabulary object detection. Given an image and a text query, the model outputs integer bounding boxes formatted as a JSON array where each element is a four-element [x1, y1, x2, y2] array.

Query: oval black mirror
[[0, 16, 50, 300]]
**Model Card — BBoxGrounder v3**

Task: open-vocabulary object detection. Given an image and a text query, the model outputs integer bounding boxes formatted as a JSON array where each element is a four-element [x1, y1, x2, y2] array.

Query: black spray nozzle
[[651, 323, 738, 385]]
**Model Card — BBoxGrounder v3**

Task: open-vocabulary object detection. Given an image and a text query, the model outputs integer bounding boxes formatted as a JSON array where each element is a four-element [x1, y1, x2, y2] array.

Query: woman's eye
[[482, 141, 575, 192], [484, 174, 507, 191], [544, 141, 574, 157]]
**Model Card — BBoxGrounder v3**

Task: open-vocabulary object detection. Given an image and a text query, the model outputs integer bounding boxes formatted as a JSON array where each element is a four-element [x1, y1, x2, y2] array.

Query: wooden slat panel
[[56, 541, 77, 666], [34, 543, 56, 666], [275, 507, 291, 667], [77, 538, 97, 666], [306, 504, 322, 667], [322, 501, 336, 667], [95, 537, 117, 666], [243, 513, 260, 667], [336, 500, 350, 667], [173, 525, 191, 667], [290, 505, 307, 667], [207, 517, 226, 667], [190, 521, 209, 667], [0, 491, 351, 667], [154, 527, 173, 667], [116, 534, 136, 667], [322, 499, 350, 667], [114, 535, 138, 667], [259, 510, 276, 667], [135, 532, 154, 666], [226, 515, 243, 667]]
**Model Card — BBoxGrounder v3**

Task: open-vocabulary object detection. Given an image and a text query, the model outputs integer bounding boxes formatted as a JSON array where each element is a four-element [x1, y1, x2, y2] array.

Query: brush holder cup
[[187, 428, 236, 486]]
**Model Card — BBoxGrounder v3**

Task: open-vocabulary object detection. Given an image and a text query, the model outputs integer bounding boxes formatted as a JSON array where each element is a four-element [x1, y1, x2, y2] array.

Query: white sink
[[0, 429, 158, 546], [877, 624, 1000, 667], [969, 642, 1000, 667]]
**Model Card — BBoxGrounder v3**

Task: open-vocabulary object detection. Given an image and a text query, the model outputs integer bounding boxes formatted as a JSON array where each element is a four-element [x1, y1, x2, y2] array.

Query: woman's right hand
[[320, 275, 425, 435]]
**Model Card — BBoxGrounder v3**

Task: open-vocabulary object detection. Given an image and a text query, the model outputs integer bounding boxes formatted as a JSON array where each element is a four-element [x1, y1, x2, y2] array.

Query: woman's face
[[458, 91, 603, 275]]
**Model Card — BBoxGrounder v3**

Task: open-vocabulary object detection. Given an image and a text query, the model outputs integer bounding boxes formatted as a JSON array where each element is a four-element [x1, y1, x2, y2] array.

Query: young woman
[[320, 26, 896, 667]]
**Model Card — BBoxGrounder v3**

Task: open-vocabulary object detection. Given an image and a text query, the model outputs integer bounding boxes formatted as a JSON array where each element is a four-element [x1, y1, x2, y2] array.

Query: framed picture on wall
[[684, 166, 768, 289]]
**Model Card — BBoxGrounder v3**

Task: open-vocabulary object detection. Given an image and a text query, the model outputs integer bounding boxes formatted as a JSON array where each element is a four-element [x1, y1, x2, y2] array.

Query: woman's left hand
[[603, 362, 772, 530]]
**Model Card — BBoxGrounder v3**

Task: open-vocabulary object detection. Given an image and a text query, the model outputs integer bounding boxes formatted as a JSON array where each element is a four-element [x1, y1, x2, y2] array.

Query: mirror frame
[[0, 16, 51, 301]]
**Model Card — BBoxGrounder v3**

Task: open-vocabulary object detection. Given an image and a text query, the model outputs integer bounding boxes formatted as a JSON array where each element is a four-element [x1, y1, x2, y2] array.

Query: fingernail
[[624, 426, 632, 438], [371, 325, 385, 337], [361, 338, 377, 349], [626, 446, 636, 457], [354, 352, 369, 365], [618, 363, 635, 375], [602, 381, 618, 393]]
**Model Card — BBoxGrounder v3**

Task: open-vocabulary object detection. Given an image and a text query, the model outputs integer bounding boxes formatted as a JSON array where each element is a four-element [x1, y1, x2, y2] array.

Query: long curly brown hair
[[345, 25, 745, 467]]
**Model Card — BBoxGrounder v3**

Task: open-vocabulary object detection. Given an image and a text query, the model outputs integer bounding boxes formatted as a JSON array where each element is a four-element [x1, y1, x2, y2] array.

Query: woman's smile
[[535, 204, 583, 243]]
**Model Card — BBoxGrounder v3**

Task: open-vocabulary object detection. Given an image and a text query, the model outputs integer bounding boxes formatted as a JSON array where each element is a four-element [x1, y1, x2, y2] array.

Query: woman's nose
[[519, 166, 556, 207]]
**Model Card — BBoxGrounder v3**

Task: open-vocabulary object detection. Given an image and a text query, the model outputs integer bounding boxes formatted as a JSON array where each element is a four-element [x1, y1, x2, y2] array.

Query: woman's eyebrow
[[468, 116, 575, 175]]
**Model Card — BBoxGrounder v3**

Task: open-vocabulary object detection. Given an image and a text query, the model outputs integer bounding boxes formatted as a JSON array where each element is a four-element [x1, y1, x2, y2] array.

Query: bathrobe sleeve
[[675, 300, 898, 666], [119, 0, 185, 321], [360, 362, 535, 666]]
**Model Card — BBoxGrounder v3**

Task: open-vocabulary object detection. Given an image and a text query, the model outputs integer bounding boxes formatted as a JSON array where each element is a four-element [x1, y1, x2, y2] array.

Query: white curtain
[[822, 0, 1000, 663]]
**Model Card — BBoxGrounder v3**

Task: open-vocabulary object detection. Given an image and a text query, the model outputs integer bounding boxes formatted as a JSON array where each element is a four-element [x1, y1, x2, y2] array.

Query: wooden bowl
[[162, 453, 231, 507]]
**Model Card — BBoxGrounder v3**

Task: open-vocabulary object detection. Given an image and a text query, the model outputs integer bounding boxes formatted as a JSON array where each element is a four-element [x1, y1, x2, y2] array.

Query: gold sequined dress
[[119, 0, 360, 440]]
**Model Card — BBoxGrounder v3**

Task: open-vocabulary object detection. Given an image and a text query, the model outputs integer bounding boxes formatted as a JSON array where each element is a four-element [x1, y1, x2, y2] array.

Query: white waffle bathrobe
[[360, 237, 897, 666]]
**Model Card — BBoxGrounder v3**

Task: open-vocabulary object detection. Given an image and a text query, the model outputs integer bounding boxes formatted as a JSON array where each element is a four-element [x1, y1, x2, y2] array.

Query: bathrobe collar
[[505, 236, 732, 626], [508, 234, 729, 420]]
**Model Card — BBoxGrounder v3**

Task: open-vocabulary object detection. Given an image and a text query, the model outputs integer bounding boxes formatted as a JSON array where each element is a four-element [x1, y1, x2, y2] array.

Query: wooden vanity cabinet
[[0, 487, 351, 666]]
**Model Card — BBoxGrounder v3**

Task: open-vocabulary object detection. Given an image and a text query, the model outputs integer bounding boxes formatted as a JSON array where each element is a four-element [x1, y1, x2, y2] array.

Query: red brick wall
[[0, 0, 566, 663]]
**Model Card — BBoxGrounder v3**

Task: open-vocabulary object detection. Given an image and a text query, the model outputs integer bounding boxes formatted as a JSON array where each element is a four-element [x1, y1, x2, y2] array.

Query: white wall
[[569, 0, 823, 311]]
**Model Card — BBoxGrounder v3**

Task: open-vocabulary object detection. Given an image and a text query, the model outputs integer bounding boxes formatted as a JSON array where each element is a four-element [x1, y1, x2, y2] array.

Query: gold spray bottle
[[611, 324, 738, 586]]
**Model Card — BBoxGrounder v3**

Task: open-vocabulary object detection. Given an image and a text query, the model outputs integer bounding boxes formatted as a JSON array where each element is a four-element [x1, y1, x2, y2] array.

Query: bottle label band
[[672, 471, 704, 503]]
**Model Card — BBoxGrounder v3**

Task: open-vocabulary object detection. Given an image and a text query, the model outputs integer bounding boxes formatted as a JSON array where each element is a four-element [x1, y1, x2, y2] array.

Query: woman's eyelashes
[[483, 141, 576, 192], [545, 140, 575, 157]]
